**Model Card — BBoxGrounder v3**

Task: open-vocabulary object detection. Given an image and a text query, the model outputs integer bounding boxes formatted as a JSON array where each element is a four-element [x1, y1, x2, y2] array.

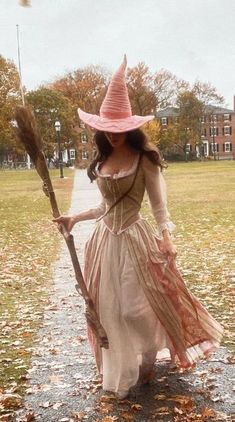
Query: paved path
[[17, 170, 234, 422]]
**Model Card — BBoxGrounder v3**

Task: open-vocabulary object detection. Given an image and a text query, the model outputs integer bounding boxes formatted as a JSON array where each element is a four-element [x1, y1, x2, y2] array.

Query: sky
[[1, 0, 235, 109]]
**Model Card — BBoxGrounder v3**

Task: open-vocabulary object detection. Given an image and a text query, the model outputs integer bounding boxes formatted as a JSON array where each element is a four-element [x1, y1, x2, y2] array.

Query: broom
[[14, 106, 109, 349]]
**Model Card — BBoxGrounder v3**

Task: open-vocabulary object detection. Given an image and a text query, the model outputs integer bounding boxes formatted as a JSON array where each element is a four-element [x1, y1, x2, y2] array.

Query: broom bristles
[[15, 106, 43, 164]]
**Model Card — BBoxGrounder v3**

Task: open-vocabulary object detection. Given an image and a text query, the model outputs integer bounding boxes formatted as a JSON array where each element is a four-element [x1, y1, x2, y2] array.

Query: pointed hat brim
[[77, 108, 154, 133]]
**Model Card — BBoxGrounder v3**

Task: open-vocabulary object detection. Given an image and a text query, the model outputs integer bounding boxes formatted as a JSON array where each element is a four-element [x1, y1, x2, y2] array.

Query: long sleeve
[[142, 155, 176, 235], [74, 191, 106, 222], [87, 196, 106, 219]]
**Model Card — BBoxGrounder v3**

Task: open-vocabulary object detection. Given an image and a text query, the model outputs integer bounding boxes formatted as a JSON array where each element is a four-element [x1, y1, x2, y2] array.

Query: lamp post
[[54, 120, 64, 178]]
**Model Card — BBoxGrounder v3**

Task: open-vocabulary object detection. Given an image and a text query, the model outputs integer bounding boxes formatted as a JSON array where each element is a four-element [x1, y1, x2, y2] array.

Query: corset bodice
[[97, 161, 145, 234]]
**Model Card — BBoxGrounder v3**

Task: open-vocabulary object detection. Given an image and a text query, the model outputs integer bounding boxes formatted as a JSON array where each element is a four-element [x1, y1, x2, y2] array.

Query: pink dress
[[83, 154, 223, 396]]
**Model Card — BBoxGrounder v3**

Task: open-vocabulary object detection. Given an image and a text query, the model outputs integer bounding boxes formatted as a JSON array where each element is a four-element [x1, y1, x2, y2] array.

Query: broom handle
[[14, 106, 108, 348], [40, 174, 109, 348]]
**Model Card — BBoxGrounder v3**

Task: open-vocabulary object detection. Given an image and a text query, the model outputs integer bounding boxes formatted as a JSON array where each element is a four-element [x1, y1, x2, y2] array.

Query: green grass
[[142, 161, 235, 351], [0, 169, 74, 393]]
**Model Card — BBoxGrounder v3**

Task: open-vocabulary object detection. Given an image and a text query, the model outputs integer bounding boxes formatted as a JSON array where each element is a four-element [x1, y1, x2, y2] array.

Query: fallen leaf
[[201, 407, 217, 418], [152, 406, 171, 417], [99, 395, 116, 403], [174, 407, 184, 415], [70, 411, 87, 421], [39, 401, 52, 408], [0, 415, 14, 422], [16, 411, 36, 421], [167, 394, 194, 408], [131, 403, 142, 411], [100, 402, 114, 413], [154, 393, 167, 400], [121, 411, 134, 421], [52, 401, 64, 410], [0, 393, 23, 409]]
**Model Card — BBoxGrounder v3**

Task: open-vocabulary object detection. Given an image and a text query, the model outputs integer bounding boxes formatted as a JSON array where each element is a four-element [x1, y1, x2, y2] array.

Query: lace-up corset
[[90, 154, 175, 236]]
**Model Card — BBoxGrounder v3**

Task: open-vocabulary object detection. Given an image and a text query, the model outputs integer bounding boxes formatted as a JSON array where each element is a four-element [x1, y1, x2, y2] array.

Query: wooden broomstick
[[15, 106, 109, 349]]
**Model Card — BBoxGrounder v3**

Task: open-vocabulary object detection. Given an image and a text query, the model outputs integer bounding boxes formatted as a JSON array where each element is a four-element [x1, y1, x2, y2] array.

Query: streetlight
[[54, 120, 64, 178]]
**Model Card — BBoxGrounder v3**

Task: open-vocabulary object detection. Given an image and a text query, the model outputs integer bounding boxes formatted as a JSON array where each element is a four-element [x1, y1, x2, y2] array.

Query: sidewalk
[[18, 170, 234, 422]]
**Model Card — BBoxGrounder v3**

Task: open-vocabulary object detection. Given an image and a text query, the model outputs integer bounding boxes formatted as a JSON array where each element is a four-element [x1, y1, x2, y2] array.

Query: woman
[[54, 56, 223, 399]]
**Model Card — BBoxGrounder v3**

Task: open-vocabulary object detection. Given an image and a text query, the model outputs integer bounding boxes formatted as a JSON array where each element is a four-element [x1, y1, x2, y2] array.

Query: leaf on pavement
[[131, 403, 142, 411], [154, 393, 167, 400]]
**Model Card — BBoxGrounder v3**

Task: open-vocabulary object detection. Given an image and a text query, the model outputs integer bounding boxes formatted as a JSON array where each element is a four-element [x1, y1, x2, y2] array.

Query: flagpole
[[16, 24, 31, 169]]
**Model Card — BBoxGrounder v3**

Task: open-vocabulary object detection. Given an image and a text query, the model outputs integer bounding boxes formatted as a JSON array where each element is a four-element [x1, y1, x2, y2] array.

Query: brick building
[[74, 123, 96, 168], [156, 97, 235, 160]]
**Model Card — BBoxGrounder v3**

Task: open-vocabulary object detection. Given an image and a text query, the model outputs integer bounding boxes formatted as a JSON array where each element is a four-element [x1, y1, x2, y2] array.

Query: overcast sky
[[1, 0, 235, 109]]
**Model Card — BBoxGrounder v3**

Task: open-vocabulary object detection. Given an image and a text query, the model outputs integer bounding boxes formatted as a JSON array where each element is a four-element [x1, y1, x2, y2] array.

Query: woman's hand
[[52, 215, 77, 233], [157, 229, 178, 261], [161, 238, 178, 261]]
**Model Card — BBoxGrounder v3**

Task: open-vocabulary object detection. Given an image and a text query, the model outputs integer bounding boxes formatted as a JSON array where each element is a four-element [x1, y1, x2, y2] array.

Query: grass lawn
[[0, 168, 74, 394], [142, 160, 235, 351]]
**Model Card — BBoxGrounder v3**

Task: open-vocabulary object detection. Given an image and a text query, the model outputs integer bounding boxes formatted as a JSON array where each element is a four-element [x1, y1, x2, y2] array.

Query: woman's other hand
[[159, 229, 178, 261], [161, 238, 177, 260], [52, 215, 76, 233]]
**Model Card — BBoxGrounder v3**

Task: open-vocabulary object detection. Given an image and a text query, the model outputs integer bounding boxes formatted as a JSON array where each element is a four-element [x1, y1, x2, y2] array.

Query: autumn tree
[[192, 81, 224, 107], [26, 87, 76, 158], [0, 55, 23, 158], [143, 119, 161, 147], [126, 62, 157, 115], [126, 63, 190, 116], [159, 123, 181, 155], [51, 65, 108, 115], [176, 90, 204, 151], [153, 69, 189, 110]]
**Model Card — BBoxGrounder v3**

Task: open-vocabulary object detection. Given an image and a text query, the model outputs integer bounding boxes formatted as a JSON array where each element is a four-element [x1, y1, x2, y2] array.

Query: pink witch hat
[[77, 55, 154, 133]]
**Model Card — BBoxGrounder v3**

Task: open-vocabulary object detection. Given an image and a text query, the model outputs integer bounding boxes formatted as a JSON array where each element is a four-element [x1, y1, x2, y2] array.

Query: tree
[[143, 119, 161, 147], [192, 81, 224, 107], [51, 66, 108, 115], [153, 69, 189, 110], [159, 91, 204, 158], [126, 63, 190, 115], [126, 62, 157, 115], [158, 90, 204, 159], [26, 87, 76, 158], [0, 55, 23, 158], [176, 90, 204, 154], [159, 123, 181, 154]]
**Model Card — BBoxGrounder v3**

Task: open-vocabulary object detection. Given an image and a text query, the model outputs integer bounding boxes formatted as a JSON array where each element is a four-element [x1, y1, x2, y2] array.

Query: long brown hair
[[87, 129, 167, 181]]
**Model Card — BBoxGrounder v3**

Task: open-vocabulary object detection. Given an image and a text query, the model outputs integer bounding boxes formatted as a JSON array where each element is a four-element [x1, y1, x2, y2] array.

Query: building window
[[81, 133, 88, 143], [201, 128, 207, 137], [200, 116, 205, 124], [70, 149, 76, 159], [210, 127, 218, 136], [161, 117, 168, 125], [223, 114, 231, 122], [81, 150, 89, 160], [224, 142, 232, 152], [210, 115, 217, 123], [223, 126, 232, 136], [185, 143, 192, 152]]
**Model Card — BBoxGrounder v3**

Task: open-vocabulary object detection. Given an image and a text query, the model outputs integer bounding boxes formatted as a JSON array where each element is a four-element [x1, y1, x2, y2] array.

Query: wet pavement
[[17, 170, 234, 422]]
